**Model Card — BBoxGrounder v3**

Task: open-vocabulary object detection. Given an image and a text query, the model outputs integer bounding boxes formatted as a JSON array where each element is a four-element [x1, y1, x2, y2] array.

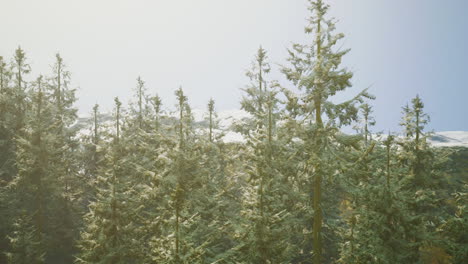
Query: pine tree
[[0, 55, 16, 263], [77, 103, 105, 227], [0, 55, 11, 131], [339, 96, 441, 263], [334, 104, 376, 263], [151, 95, 163, 132], [281, 1, 372, 262], [148, 88, 206, 263], [11, 47, 31, 134], [76, 97, 143, 263], [399, 95, 433, 186], [121, 76, 158, 188], [240, 47, 271, 128], [82, 103, 102, 180], [398, 95, 448, 261], [0, 56, 9, 92], [172, 87, 203, 262], [130, 76, 150, 130], [235, 47, 293, 263], [8, 75, 57, 261], [437, 183, 468, 264], [338, 134, 425, 263], [207, 98, 215, 143], [0, 48, 31, 184], [353, 103, 375, 146], [5, 211, 45, 264], [185, 98, 241, 263], [46, 53, 80, 262], [2, 51, 33, 251]]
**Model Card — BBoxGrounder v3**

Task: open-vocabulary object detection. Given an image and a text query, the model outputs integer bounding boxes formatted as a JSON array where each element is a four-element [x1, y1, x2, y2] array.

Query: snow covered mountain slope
[[74, 109, 468, 147], [73, 109, 252, 143], [428, 131, 468, 148]]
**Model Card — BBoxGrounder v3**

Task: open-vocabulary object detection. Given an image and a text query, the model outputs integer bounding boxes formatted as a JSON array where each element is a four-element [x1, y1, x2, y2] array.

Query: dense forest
[[0, 0, 467, 263]]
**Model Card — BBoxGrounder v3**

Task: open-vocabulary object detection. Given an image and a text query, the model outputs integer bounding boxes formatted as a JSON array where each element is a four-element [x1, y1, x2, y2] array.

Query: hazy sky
[[1, 0, 467, 132]]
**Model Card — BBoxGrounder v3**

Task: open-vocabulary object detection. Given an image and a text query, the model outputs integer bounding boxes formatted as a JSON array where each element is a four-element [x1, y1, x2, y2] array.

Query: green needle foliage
[[0, 1, 465, 263]]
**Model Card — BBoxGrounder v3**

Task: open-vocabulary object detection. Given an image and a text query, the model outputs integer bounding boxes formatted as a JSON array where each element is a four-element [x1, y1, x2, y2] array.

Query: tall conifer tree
[[11, 47, 30, 134], [77, 97, 142, 263], [236, 47, 293, 262], [281, 1, 372, 262], [46, 54, 80, 262], [8, 75, 54, 262]]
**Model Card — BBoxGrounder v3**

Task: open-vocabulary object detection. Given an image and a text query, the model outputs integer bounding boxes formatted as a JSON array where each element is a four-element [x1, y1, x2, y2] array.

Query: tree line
[[0, 0, 466, 263]]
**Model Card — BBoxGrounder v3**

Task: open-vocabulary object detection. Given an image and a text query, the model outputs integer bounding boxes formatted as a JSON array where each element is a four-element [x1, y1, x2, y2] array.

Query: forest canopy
[[0, 1, 466, 263]]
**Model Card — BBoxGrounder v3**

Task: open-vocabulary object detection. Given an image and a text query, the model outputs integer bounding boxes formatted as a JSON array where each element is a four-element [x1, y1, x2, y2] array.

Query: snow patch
[[191, 109, 206, 123], [222, 131, 246, 144], [429, 131, 468, 147], [217, 109, 251, 129]]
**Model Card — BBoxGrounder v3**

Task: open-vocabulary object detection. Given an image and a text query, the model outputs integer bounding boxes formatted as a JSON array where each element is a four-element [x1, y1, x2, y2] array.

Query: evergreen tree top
[[400, 94, 430, 139], [208, 98, 215, 113], [175, 87, 188, 106], [282, 0, 373, 128]]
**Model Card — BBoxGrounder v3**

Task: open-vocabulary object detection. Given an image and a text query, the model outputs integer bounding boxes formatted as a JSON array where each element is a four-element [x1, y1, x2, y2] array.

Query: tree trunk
[[312, 13, 323, 264]]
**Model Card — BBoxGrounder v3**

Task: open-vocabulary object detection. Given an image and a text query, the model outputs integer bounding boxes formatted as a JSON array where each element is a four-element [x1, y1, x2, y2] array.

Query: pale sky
[[1, 0, 467, 132]]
